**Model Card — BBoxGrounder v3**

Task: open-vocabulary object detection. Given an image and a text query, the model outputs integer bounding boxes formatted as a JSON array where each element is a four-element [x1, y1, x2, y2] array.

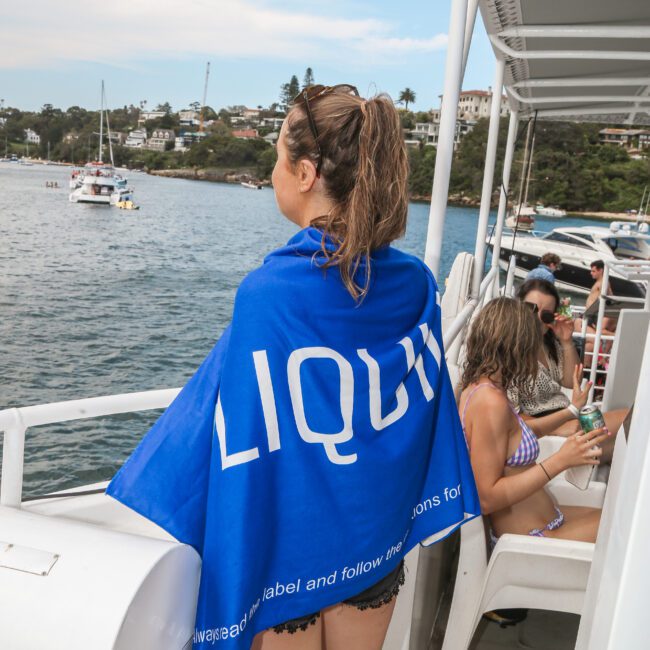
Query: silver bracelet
[[567, 404, 580, 419]]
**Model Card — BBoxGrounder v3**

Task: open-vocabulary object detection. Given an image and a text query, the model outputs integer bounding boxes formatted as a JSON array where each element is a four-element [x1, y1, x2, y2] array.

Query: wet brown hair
[[461, 297, 541, 394], [517, 279, 560, 363], [285, 91, 409, 300]]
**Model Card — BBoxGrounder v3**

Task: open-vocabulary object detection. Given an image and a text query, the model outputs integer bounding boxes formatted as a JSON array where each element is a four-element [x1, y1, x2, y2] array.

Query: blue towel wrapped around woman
[[107, 226, 479, 649]]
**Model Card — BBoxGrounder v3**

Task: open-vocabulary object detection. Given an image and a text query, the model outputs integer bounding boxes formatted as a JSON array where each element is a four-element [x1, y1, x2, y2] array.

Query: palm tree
[[398, 88, 416, 111]]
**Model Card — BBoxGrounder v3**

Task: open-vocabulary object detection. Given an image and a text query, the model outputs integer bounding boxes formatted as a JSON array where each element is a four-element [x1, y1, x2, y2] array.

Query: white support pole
[[0, 409, 26, 508], [504, 255, 517, 297], [471, 58, 505, 298], [424, 0, 468, 278], [490, 110, 519, 298], [461, 0, 479, 77]]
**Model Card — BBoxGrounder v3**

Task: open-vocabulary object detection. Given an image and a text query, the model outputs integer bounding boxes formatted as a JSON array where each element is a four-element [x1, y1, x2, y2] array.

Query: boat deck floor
[[464, 610, 579, 650]]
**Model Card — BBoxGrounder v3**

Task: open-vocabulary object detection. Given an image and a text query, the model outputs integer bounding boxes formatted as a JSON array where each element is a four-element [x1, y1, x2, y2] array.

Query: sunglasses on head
[[524, 301, 555, 325], [292, 84, 360, 177]]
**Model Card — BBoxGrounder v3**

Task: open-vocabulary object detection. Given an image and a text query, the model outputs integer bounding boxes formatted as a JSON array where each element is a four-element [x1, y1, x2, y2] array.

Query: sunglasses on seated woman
[[292, 84, 360, 176], [524, 301, 555, 325]]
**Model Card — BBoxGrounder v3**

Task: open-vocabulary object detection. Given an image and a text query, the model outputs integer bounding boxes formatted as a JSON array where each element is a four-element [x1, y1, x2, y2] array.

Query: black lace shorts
[[272, 560, 405, 634]]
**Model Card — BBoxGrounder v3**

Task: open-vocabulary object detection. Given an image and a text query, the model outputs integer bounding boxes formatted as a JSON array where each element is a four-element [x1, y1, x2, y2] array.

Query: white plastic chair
[[441, 481, 605, 650]]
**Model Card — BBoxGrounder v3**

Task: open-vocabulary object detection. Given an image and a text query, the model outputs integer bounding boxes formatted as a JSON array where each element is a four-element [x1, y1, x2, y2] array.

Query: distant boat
[[69, 81, 134, 206], [241, 181, 262, 190], [69, 162, 133, 205], [535, 204, 566, 218], [505, 203, 536, 231]]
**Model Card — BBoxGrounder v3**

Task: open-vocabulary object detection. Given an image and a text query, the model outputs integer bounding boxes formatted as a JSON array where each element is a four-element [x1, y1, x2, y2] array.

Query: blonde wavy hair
[[461, 297, 541, 394], [285, 91, 409, 300]]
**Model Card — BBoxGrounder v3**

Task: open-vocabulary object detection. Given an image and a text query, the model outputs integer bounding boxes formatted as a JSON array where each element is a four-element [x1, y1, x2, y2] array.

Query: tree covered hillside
[[408, 117, 649, 213]]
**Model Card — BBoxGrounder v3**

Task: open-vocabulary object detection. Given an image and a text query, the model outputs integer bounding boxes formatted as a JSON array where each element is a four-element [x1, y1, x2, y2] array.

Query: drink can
[[579, 405, 606, 433], [557, 297, 572, 318]]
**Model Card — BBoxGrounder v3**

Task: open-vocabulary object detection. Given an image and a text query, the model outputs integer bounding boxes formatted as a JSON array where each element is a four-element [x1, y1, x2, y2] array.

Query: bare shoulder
[[461, 384, 512, 433]]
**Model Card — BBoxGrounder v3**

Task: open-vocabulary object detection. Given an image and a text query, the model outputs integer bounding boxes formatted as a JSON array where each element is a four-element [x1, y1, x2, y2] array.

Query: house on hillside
[[174, 130, 209, 151], [125, 129, 147, 148], [599, 128, 650, 150], [179, 110, 200, 127], [147, 129, 176, 151], [24, 129, 40, 145], [261, 117, 284, 131], [243, 108, 262, 122], [457, 89, 508, 120], [406, 119, 476, 149], [263, 132, 279, 145], [232, 129, 259, 140], [138, 110, 167, 125]]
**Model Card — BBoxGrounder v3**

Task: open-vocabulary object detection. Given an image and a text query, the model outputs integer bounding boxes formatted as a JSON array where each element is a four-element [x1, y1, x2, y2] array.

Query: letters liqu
[[215, 323, 442, 469]]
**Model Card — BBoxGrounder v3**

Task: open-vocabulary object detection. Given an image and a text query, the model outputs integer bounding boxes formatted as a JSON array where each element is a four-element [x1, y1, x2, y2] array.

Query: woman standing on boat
[[459, 298, 608, 542], [108, 85, 479, 650]]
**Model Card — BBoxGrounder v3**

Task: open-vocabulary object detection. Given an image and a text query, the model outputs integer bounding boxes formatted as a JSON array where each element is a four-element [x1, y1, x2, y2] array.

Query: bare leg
[[597, 408, 628, 462], [545, 506, 601, 543], [322, 598, 396, 650], [252, 616, 322, 650]]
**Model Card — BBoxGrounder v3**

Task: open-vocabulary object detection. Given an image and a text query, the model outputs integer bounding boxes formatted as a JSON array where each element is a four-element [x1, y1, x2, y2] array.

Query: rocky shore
[[147, 170, 643, 223], [148, 167, 271, 186]]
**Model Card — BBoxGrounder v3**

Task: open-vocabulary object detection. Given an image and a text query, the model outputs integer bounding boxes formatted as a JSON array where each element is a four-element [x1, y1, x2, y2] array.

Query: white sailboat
[[69, 81, 134, 206]]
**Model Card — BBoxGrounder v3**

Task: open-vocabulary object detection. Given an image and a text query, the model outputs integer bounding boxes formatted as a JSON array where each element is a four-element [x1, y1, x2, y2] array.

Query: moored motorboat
[[489, 223, 649, 297], [536, 204, 567, 218], [241, 181, 262, 189]]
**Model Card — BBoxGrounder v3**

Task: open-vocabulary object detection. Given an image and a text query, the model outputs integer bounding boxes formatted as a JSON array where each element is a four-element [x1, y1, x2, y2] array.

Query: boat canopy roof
[[479, 0, 650, 125]]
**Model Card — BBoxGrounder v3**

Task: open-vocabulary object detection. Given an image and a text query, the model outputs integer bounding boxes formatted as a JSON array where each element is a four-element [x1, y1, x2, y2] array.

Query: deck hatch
[[0, 541, 59, 576]]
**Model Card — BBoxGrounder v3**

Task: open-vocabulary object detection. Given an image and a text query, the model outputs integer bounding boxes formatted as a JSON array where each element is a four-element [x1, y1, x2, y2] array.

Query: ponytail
[[286, 92, 409, 300]]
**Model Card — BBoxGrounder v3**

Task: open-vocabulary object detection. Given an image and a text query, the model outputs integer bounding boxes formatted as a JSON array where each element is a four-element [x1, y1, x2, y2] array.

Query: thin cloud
[[0, 0, 446, 69]]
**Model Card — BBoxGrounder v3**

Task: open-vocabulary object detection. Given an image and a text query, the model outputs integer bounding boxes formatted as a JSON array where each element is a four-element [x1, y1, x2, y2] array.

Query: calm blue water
[[0, 162, 606, 495]]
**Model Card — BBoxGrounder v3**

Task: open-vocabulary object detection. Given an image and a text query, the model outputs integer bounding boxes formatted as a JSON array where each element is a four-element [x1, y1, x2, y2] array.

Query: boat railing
[[2, 258, 499, 511], [0, 388, 181, 508], [587, 259, 650, 402], [443, 265, 497, 356]]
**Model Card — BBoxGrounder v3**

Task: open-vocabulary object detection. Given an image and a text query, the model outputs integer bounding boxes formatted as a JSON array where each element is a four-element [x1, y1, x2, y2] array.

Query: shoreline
[[5, 161, 644, 222]]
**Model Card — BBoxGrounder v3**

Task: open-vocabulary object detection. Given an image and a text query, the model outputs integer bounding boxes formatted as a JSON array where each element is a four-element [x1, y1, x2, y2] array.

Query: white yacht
[[490, 223, 650, 297], [69, 82, 133, 206], [2, 1, 650, 650], [536, 204, 567, 218], [69, 163, 133, 205]]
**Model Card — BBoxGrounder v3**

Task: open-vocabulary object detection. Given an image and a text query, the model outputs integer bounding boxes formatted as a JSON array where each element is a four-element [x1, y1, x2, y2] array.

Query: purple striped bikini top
[[461, 382, 540, 467]]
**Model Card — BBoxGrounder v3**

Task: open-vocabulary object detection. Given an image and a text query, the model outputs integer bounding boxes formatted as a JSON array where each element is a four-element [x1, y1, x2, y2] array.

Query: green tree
[[303, 67, 315, 89], [398, 88, 416, 110], [156, 102, 173, 114], [280, 75, 301, 111]]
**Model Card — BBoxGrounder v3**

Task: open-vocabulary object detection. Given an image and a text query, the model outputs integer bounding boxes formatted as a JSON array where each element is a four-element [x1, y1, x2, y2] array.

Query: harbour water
[[0, 162, 607, 496]]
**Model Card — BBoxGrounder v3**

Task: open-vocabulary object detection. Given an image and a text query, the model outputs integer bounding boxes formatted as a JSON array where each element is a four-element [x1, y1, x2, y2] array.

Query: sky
[[0, 0, 496, 114]]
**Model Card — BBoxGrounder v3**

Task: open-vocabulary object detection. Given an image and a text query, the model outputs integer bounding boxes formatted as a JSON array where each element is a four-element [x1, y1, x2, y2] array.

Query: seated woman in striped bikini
[[458, 298, 609, 543]]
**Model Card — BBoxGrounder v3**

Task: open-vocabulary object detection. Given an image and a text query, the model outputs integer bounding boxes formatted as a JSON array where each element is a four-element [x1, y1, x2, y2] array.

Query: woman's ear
[[296, 158, 318, 193]]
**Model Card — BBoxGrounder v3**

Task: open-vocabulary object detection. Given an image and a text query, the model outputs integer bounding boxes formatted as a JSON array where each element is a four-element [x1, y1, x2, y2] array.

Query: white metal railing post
[[1, 409, 27, 508], [491, 110, 519, 297], [424, 0, 469, 278], [504, 255, 517, 297], [471, 58, 505, 298], [588, 264, 611, 402]]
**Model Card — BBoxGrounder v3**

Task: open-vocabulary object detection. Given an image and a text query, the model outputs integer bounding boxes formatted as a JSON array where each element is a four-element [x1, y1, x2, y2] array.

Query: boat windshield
[[603, 236, 650, 259]]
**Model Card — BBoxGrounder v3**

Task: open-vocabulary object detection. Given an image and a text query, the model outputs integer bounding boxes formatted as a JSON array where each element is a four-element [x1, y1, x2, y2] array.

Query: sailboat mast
[[105, 97, 115, 167], [98, 80, 104, 162]]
